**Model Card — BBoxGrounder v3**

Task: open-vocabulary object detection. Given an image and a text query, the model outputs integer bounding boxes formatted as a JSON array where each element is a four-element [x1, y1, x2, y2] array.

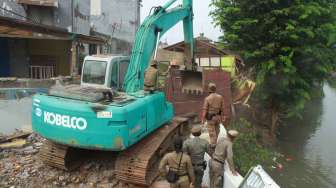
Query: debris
[[285, 155, 294, 162], [0, 129, 125, 188], [0, 131, 32, 144], [276, 163, 283, 171], [0, 139, 27, 149]]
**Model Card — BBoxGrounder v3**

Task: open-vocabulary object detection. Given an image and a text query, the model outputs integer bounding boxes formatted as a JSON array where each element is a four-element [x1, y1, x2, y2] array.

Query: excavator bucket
[[180, 70, 203, 95]]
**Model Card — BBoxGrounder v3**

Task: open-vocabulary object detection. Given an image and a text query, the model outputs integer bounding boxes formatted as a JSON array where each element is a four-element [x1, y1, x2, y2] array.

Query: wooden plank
[[0, 139, 27, 149], [0, 131, 32, 144]]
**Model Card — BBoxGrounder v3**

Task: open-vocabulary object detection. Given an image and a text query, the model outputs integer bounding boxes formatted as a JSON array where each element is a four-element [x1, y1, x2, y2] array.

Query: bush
[[230, 118, 276, 175]]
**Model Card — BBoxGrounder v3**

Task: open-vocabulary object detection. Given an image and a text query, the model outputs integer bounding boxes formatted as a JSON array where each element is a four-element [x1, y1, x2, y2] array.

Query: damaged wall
[[1, 38, 71, 78], [0, 0, 90, 35], [90, 0, 140, 43], [90, 0, 140, 54], [0, 0, 27, 20], [28, 39, 72, 76], [72, 0, 90, 35]]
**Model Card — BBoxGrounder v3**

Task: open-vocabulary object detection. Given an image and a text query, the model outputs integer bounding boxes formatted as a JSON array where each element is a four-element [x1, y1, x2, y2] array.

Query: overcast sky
[[140, 0, 222, 44]]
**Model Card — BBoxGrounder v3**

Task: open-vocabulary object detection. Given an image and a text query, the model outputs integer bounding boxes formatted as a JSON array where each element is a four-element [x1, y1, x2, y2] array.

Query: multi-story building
[[0, 0, 140, 78], [90, 0, 140, 54]]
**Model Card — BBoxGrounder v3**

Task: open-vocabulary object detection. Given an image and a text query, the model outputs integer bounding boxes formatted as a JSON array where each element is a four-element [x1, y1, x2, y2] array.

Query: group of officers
[[144, 60, 239, 188]]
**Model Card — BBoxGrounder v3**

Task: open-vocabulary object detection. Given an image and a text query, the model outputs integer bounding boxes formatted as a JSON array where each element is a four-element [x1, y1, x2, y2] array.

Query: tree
[[211, 0, 336, 135]]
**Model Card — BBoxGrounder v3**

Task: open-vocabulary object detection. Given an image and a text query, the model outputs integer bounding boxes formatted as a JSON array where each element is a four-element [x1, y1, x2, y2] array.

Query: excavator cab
[[81, 55, 130, 91]]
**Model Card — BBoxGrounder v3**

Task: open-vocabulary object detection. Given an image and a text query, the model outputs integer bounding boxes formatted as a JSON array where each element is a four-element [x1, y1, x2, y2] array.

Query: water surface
[[271, 84, 336, 188], [0, 88, 47, 134]]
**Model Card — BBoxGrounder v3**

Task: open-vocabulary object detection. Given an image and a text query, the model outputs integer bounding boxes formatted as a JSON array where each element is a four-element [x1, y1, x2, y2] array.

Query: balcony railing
[[30, 65, 55, 79]]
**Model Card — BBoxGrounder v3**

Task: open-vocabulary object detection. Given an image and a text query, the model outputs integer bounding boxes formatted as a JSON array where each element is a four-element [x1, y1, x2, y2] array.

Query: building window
[[200, 57, 210, 67], [210, 57, 221, 67], [195, 58, 200, 66]]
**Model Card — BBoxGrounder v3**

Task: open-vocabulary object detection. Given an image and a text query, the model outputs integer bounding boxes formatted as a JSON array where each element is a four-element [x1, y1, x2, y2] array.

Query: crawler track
[[115, 117, 190, 186], [39, 140, 81, 170]]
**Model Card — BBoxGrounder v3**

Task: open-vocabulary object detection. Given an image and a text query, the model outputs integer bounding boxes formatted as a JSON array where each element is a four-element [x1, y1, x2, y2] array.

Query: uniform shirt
[[159, 151, 195, 183], [213, 137, 235, 171], [203, 93, 224, 115], [144, 66, 158, 87], [183, 137, 211, 165]]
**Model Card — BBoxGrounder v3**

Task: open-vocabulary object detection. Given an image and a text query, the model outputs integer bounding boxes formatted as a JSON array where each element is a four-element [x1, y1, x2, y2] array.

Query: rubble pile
[[0, 132, 137, 188]]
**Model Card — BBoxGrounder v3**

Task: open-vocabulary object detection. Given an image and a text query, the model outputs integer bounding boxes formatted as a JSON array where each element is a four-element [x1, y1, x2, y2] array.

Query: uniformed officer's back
[[159, 137, 195, 188], [204, 93, 224, 115], [183, 125, 211, 188], [202, 83, 225, 146], [183, 137, 210, 163], [144, 60, 159, 93], [161, 152, 193, 175]]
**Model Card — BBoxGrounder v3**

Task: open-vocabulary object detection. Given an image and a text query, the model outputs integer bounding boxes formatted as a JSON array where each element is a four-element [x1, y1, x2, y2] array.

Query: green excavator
[[32, 0, 196, 185]]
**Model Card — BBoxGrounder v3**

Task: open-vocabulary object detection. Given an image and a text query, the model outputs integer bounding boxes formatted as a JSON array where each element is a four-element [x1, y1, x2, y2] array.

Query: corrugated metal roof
[[0, 16, 105, 44], [17, 0, 58, 8]]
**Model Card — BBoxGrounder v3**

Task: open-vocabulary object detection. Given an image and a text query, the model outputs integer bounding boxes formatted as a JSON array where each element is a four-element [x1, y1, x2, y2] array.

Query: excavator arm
[[124, 0, 195, 93]]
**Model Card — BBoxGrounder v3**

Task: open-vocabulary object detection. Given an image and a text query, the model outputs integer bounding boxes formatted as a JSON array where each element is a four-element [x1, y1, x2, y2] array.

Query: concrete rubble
[[0, 131, 140, 188]]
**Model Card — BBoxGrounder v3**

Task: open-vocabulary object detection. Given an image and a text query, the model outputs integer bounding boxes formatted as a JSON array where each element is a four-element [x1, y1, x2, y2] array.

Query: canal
[[270, 84, 336, 188]]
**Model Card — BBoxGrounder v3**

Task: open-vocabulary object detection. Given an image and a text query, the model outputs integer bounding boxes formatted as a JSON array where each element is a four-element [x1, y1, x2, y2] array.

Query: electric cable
[[0, 6, 39, 24]]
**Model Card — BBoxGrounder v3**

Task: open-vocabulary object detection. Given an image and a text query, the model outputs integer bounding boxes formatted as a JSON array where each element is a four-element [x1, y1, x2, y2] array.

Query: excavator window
[[118, 60, 129, 90], [111, 62, 118, 89], [110, 59, 129, 91], [82, 60, 107, 85]]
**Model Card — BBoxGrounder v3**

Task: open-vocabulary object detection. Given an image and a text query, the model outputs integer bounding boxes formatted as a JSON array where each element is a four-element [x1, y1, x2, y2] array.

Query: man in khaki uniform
[[159, 137, 195, 188], [202, 83, 225, 147], [209, 130, 239, 188], [183, 125, 212, 188], [144, 60, 159, 93]]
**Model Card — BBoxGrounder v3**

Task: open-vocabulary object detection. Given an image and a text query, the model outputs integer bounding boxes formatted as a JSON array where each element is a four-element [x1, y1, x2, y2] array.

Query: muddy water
[[0, 88, 48, 134], [0, 97, 33, 134], [270, 84, 336, 188]]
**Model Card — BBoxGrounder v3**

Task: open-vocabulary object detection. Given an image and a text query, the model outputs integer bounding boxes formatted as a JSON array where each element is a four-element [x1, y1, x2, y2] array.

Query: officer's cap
[[208, 82, 217, 92], [228, 130, 239, 137], [191, 125, 202, 134]]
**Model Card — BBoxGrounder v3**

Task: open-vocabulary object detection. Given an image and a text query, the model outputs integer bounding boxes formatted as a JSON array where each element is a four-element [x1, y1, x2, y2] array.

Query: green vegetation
[[327, 75, 336, 89], [231, 118, 275, 175], [211, 0, 336, 134]]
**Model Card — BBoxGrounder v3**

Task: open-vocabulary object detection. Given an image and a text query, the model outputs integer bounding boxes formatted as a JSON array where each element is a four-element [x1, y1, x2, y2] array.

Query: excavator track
[[39, 140, 81, 170], [115, 116, 191, 186]]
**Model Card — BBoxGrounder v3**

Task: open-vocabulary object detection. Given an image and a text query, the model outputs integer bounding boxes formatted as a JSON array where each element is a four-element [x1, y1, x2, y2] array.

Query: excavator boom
[[124, 0, 195, 93]]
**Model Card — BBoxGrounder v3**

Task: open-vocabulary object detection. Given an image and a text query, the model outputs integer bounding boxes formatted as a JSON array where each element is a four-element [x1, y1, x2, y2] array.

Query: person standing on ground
[[159, 137, 195, 188], [209, 130, 239, 188], [144, 60, 159, 93], [183, 125, 212, 188], [202, 83, 225, 148]]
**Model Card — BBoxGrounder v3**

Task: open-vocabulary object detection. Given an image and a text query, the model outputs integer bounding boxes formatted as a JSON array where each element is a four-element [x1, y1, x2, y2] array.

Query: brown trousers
[[169, 175, 190, 188], [209, 159, 224, 188], [207, 115, 221, 145]]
